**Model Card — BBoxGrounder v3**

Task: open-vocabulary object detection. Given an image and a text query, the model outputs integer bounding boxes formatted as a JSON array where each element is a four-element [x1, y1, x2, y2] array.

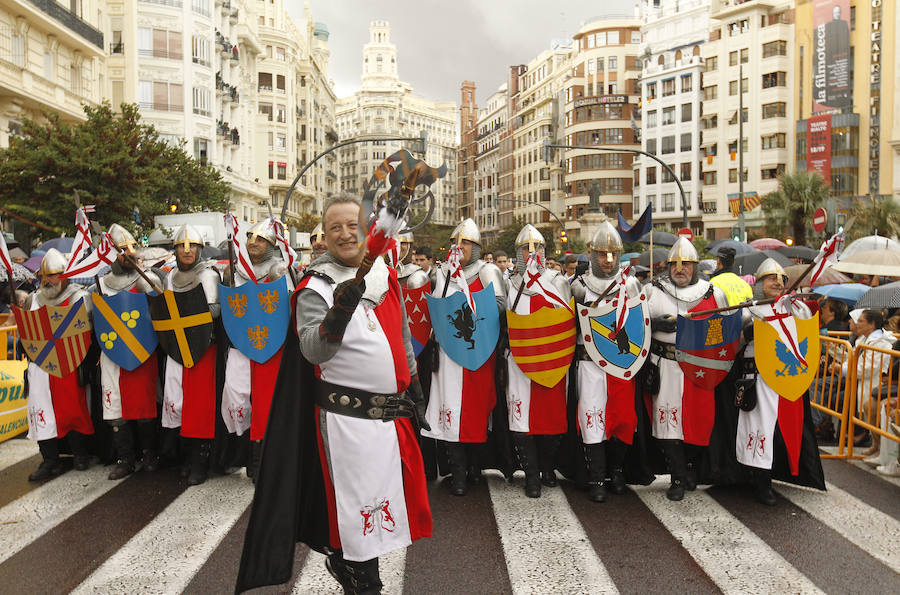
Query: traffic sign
[[677, 228, 693, 242], [813, 208, 827, 233]]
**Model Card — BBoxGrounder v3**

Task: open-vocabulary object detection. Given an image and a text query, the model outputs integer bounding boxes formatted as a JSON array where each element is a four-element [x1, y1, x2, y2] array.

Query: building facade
[[638, 0, 709, 237], [472, 83, 507, 244], [336, 21, 457, 226], [563, 20, 642, 242], [0, 0, 105, 147]]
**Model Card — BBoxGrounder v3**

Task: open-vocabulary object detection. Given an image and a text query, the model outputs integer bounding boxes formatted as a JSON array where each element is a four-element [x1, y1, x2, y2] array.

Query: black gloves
[[651, 315, 677, 333], [406, 375, 430, 432], [320, 279, 365, 342]]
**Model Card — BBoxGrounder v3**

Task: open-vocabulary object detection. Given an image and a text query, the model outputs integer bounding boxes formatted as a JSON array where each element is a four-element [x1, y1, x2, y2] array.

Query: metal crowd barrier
[[810, 335, 856, 458], [845, 343, 900, 459], [0, 324, 23, 361]]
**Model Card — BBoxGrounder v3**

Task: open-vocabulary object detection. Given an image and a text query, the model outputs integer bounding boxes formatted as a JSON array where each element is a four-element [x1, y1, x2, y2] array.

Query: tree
[[287, 212, 321, 233], [493, 217, 526, 258], [851, 195, 900, 241], [760, 171, 829, 247], [408, 222, 454, 261], [0, 102, 229, 244]]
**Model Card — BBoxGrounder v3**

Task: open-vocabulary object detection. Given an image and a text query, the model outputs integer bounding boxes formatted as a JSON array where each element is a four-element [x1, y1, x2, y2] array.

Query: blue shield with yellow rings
[[220, 277, 290, 363], [92, 292, 158, 371]]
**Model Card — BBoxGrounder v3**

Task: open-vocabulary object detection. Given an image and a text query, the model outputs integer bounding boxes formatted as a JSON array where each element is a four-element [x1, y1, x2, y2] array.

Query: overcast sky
[[290, 0, 636, 105]]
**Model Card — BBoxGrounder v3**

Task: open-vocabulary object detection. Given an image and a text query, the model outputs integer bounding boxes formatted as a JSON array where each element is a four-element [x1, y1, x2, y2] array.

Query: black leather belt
[[316, 381, 415, 422], [650, 341, 677, 361]]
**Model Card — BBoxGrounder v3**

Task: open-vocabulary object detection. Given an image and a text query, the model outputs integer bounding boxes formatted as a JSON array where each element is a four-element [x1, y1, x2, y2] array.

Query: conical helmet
[[108, 223, 137, 250], [590, 220, 623, 254], [451, 218, 481, 246], [310, 223, 324, 244], [397, 230, 414, 244], [755, 257, 787, 282], [515, 224, 545, 252], [39, 248, 68, 276], [247, 219, 277, 245], [667, 237, 698, 272], [173, 224, 204, 251]]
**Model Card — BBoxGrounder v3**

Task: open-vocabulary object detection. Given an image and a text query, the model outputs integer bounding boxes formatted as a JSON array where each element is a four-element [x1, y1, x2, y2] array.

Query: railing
[[138, 101, 184, 112], [27, 0, 104, 49], [109, 42, 124, 54], [845, 344, 900, 459], [0, 324, 23, 361], [810, 336, 856, 457], [138, 0, 183, 8]]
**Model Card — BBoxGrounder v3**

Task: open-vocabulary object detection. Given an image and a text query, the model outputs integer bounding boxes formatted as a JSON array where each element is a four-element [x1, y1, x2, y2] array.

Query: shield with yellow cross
[[13, 299, 92, 378], [579, 290, 651, 381], [92, 292, 158, 371], [218, 277, 290, 363], [148, 285, 213, 368]]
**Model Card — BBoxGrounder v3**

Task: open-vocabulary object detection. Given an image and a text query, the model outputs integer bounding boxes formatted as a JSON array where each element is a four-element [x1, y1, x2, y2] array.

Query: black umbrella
[[854, 281, 900, 309], [638, 231, 678, 247], [732, 249, 793, 276], [638, 250, 668, 267], [201, 245, 227, 260], [709, 239, 756, 257], [778, 245, 818, 261]]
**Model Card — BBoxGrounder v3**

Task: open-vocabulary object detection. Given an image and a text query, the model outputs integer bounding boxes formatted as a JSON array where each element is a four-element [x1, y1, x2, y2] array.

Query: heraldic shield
[[507, 298, 576, 388], [578, 291, 651, 380], [753, 314, 821, 401], [13, 299, 92, 378], [148, 285, 213, 368], [426, 283, 500, 371], [92, 292, 158, 371], [675, 311, 742, 389], [219, 277, 290, 364], [403, 284, 432, 357]]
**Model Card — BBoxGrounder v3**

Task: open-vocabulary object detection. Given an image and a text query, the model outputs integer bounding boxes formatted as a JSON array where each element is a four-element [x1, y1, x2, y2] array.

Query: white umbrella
[[832, 249, 900, 277], [0, 263, 36, 282], [839, 235, 900, 260]]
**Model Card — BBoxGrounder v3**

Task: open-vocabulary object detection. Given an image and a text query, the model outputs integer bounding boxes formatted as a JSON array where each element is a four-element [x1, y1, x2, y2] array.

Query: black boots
[[445, 442, 467, 496], [512, 433, 541, 498], [605, 438, 628, 496], [29, 439, 63, 481], [661, 440, 687, 501], [68, 432, 91, 470], [136, 420, 160, 472], [108, 423, 136, 480], [247, 439, 262, 483], [539, 435, 561, 488], [326, 553, 383, 595], [753, 468, 777, 506], [187, 439, 211, 486], [584, 443, 607, 503]]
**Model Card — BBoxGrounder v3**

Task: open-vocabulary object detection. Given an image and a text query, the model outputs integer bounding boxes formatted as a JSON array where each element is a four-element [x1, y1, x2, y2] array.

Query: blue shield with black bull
[[426, 283, 500, 371]]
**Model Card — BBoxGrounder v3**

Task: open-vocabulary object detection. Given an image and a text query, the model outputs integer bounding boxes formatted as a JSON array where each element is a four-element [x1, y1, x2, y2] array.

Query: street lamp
[[543, 139, 689, 228], [279, 131, 427, 220]]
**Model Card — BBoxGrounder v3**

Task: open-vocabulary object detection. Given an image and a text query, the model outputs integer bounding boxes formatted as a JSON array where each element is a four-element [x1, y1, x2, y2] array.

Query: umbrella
[[620, 252, 640, 262], [698, 259, 717, 274], [832, 250, 900, 277], [709, 239, 756, 257], [750, 237, 787, 250], [638, 231, 678, 247], [813, 283, 871, 306], [9, 247, 28, 261], [733, 249, 793, 276], [638, 250, 668, 266], [23, 254, 43, 272], [855, 281, 900, 309], [784, 264, 852, 288], [778, 245, 818, 261], [0, 263, 36, 282], [39, 237, 75, 253], [575, 253, 589, 264], [840, 235, 900, 260], [201, 245, 227, 260]]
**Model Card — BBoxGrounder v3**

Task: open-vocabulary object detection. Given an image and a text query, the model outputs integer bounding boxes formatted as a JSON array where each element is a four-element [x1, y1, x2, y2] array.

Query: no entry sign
[[677, 228, 693, 242], [813, 208, 827, 233]]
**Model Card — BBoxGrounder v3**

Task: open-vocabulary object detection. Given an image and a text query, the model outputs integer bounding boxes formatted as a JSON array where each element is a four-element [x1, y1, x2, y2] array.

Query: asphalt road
[[0, 438, 897, 594]]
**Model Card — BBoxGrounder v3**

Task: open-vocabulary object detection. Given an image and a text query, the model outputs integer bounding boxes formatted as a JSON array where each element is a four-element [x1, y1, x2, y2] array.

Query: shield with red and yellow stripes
[[13, 299, 92, 378], [506, 299, 576, 388]]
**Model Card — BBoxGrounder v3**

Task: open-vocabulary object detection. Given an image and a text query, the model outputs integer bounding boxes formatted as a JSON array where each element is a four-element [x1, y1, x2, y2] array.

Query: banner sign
[[0, 360, 28, 442], [812, 0, 851, 111], [806, 113, 832, 183]]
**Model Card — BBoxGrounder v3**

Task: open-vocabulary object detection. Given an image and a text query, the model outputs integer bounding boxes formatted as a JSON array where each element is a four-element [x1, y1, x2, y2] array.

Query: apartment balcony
[[27, 0, 104, 51], [109, 42, 124, 55], [702, 201, 717, 214], [139, 101, 184, 113]]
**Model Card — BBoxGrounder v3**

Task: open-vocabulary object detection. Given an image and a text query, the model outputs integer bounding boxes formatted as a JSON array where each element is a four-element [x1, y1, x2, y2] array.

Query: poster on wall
[[806, 114, 832, 183], [812, 0, 851, 111]]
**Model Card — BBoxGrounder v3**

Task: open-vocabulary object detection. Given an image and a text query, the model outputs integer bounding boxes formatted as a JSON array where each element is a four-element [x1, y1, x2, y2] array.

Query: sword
[[226, 212, 237, 287]]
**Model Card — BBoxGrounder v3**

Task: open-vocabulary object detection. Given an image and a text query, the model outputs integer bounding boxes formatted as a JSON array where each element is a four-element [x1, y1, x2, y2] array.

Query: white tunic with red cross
[[299, 270, 431, 562]]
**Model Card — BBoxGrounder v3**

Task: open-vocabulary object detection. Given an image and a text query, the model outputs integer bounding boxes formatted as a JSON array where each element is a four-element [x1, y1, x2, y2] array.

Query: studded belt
[[316, 381, 415, 422], [650, 341, 677, 361]]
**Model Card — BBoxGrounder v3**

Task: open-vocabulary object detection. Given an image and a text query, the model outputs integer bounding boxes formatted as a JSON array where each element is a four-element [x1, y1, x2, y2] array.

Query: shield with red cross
[[402, 284, 432, 356], [13, 299, 93, 378]]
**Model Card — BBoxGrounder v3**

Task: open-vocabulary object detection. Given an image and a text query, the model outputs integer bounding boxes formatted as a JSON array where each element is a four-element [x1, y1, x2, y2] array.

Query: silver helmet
[[39, 248, 68, 276], [247, 219, 277, 246], [515, 224, 545, 274], [108, 223, 137, 251], [753, 257, 788, 299], [589, 220, 623, 280], [451, 218, 482, 263], [397, 230, 414, 262], [310, 223, 324, 245], [173, 224, 204, 251], [666, 237, 699, 284]]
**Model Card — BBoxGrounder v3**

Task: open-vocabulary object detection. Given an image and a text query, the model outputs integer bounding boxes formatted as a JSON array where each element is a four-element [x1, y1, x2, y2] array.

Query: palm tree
[[761, 171, 829, 246], [851, 195, 900, 241]]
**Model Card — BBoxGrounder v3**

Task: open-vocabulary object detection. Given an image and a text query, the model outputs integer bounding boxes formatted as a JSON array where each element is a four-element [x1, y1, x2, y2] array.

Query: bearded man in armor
[[423, 218, 506, 496], [505, 224, 571, 498], [570, 221, 643, 502], [221, 219, 292, 481], [645, 237, 729, 501], [96, 224, 165, 480], [161, 224, 221, 485], [310, 223, 327, 260], [24, 249, 95, 480]]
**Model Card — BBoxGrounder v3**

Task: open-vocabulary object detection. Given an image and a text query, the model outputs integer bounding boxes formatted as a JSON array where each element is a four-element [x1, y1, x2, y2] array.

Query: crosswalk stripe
[[487, 472, 619, 594], [0, 466, 116, 565], [0, 439, 38, 470], [291, 548, 406, 594], [633, 479, 824, 594], [71, 474, 253, 595], [776, 481, 900, 572]]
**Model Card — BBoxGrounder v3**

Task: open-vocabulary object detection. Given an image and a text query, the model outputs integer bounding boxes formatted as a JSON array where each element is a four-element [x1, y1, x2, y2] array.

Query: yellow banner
[[754, 314, 821, 401], [0, 360, 28, 442]]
